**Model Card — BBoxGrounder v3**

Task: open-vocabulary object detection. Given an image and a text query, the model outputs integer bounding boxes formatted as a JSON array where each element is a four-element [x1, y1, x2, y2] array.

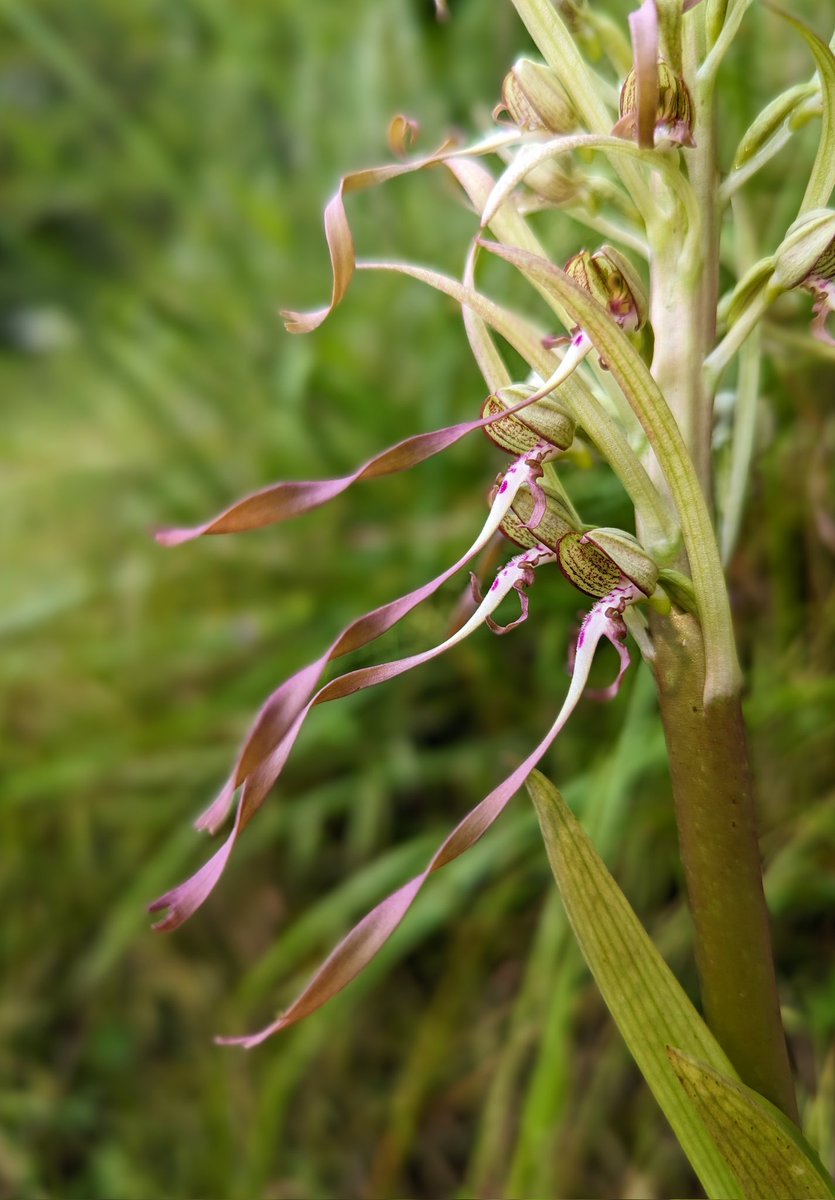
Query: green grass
[[2, 1, 834, 1196]]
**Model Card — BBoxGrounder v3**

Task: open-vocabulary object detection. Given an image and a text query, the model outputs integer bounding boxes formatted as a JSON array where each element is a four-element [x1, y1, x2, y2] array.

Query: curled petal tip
[[147, 825, 238, 931], [147, 890, 183, 933]]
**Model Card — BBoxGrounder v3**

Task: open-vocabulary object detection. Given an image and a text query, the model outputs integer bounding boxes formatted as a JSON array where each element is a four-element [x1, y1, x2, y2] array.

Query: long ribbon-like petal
[[150, 469, 557, 930], [281, 131, 523, 335], [232, 458, 556, 825], [217, 579, 641, 1046], [197, 425, 577, 828], [150, 544, 544, 932], [155, 370, 581, 545], [149, 804, 243, 932]]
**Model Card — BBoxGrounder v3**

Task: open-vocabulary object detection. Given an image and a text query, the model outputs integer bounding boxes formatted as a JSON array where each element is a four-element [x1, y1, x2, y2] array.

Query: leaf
[[767, 7, 835, 215], [526, 770, 743, 1200], [668, 1049, 835, 1199], [356, 258, 552, 368]]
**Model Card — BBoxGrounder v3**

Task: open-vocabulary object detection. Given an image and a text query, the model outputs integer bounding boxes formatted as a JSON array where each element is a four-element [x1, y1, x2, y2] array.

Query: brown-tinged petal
[[232, 464, 558, 827], [217, 579, 641, 1045], [150, 482, 557, 927], [280, 130, 522, 335], [148, 803, 243, 932], [155, 383, 564, 545]]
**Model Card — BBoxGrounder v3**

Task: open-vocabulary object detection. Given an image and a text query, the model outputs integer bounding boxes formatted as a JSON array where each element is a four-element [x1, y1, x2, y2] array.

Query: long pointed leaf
[[526, 770, 743, 1199], [668, 1049, 835, 1199]]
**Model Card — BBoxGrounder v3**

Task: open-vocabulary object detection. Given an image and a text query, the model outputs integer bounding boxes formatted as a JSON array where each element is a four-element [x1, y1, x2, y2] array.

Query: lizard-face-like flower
[[614, 60, 696, 149]]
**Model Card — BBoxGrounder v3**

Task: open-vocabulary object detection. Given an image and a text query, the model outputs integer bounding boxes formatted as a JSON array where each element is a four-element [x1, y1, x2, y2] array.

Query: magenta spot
[[490, 579, 499, 591], [499, 481, 508, 493]]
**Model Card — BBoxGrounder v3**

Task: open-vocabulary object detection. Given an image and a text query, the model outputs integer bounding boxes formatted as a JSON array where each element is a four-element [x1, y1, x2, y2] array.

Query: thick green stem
[[641, 11, 798, 1121], [651, 613, 798, 1122]]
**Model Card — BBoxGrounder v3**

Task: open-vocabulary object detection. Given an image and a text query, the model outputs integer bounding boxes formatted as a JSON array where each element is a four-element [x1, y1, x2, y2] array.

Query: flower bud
[[495, 58, 575, 134], [772, 210, 835, 290], [497, 478, 578, 551], [732, 83, 816, 171], [565, 245, 648, 332], [773, 210, 835, 345], [481, 384, 576, 457], [614, 60, 695, 149], [522, 159, 583, 207], [558, 528, 658, 598]]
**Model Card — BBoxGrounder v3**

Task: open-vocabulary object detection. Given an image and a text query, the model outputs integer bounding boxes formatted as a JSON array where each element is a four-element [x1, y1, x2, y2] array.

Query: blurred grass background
[[1, 1, 834, 1196]]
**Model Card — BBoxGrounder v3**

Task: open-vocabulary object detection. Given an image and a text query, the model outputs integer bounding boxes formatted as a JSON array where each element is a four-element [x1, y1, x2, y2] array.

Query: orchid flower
[[612, 0, 702, 149]]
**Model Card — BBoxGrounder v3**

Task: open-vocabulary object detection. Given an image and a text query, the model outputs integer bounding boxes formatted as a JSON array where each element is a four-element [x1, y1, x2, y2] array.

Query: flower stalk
[[640, 2, 797, 1121]]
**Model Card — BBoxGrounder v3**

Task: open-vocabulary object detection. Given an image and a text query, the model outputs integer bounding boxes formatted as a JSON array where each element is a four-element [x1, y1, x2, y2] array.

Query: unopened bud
[[772, 210, 835, 290], [481, 384, 576, 457], [614, 61, 695, 149], [558, 528, 658, 598], [565, 245, 648, 332], [523, 159, 582, 206], [773, 210, 835, 345], [495, 58, 575, 134], [732, 83, 816, 171]]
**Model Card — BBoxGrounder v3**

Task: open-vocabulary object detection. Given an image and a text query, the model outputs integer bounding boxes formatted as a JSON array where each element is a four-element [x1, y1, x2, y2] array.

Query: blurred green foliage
[[1, 1, 833, 1197]]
